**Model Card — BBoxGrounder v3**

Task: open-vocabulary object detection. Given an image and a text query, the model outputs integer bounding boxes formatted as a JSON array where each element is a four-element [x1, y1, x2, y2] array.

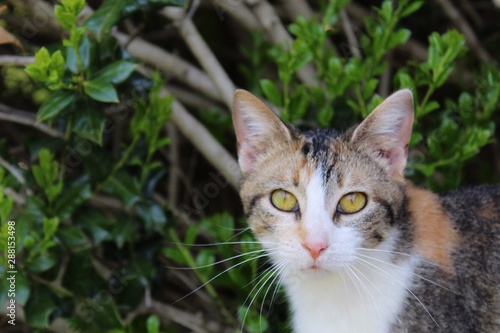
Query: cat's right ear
[[232, 89, 292, 174], [351, 89, 414, 178]]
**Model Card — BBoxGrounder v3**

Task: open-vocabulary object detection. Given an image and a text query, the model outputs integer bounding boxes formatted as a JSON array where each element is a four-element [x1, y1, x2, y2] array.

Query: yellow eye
[[338, 192, 367, 214], [271, 190, 299, 212]]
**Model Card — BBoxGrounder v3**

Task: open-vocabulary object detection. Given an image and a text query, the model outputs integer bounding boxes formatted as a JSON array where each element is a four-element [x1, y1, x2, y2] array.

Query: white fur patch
[[285, 235, 418, 333]]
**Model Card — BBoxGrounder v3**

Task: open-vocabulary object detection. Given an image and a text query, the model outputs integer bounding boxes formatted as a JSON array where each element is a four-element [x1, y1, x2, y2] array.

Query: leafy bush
[[0, 0, 498, 332]]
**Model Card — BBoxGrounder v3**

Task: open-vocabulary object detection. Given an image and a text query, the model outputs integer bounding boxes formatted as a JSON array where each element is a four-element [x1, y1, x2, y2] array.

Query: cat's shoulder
[[439, 184, 500, 232]]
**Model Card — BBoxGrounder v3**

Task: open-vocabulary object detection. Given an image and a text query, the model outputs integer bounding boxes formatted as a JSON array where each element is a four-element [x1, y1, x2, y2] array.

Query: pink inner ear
[[237, 142, 261, 175]]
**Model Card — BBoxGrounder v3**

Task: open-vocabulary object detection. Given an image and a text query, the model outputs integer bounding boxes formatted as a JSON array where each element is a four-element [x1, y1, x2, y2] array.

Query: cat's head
[[232, 89, 414, 276]]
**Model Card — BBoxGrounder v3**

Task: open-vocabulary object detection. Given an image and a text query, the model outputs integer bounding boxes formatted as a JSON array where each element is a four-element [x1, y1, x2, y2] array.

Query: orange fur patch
[[406, 183, 460, 271]]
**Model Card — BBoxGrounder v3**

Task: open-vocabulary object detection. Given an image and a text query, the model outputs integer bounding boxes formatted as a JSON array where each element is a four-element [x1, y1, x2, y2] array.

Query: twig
[[340, 9, 361, 58], [459, 0, 483, 29], [279, 0, 314, 19], [0, 103, 64, 138], [166, 122, 179, 207], [167, 89, 241, 190], [435, 0, 494, 64], [133, 64, 241, 190], [245, 0, 320, 87], [201, 0, 262, 31], [113, 32, 223, 103], [166, 84, 223, 111], [161, 7, 236, 108], [3, 188, 26, 205], [0, 155, 25, 184], [0, 55, 34, 66], [379, 52, 392, 97]]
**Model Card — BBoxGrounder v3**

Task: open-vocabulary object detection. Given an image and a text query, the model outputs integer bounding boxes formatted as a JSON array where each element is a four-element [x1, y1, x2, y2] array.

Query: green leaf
[[388, 29, 411, 48], [85, 0, 128, 39], [55, 5, 76, 29], [146, 315, 160, 333], [78, 36, 93, 70], [135, 201, 167, 232], [0, 194, 13, 222], [77, 210, 113, 245], [93, 60, 137, 84], [24, 285, 56, 328], [400, 1, 424, 18], [28, 251, 58, 273], [53, 183, 92, 220], [15, 272, 31, 306], [34, 47, 51, 69], [289, 86, 308, 122], [419, 100, 440, 117], [43, 216, 60, 239], [25, 64, 46, 82], [260, 79, 282, 107], [57, 226, 87, 248], [84, 79, 119, 103], [73, 109, 106, 145], [103, 173, 141, 207], [37, 90, 78, 122]]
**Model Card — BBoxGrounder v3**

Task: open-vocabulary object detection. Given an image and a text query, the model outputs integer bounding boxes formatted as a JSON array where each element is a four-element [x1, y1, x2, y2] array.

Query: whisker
[[355, 253, 457, 294], [240, 262, 285, 333], [350, 265, 383, 319], [173, 252, 272, 304], [170, 240, 279, 247], [355, 247, 444, 269], [259, 264, 287, 332], [165, 249, 268, 270], [355, 256, 439, 327], [344, 266, 366, 314]]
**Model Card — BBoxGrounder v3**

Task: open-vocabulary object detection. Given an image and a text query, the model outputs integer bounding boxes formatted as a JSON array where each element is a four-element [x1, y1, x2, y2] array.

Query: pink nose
[[302, 242, 328, 260]]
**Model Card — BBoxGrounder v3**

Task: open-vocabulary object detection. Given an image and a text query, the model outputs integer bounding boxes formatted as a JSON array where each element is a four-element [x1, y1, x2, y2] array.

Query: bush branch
[[0, 103, 64, 138], [245, 0, 320, 87], [161, 7, 236, 108], [0, 55, 34, 66], [113, 32, 223, 103], [435, 0, 495, 64]]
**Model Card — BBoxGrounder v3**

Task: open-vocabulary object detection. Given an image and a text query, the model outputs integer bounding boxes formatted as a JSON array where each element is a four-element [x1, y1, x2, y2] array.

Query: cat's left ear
[[232, 89, 292, 175], [351, 89, 414, 178]]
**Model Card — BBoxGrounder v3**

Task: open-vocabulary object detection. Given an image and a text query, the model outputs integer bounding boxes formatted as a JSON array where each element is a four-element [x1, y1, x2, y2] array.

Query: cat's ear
[[232, 89, 292, 174], [351, 89, 414, 177]]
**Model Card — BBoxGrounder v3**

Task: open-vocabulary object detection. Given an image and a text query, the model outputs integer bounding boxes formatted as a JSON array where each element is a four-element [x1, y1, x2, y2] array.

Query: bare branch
[[278, 0, 314, 19], [201, 0, 262, 31], [0, 55, 34, 66], [0, 103, 64, 138], [161, 7, 236, 108], [340, 9, 361, 58], [166, 88, 241, 190], [435, 0, 495, 64], [0, 155, 25, 184], [245, 0, 320, 87], [113, 32, 223, 103]]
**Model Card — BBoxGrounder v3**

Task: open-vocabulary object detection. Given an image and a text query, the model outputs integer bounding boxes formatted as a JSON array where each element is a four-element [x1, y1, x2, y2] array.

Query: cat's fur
[[232, 89, 500, 333]]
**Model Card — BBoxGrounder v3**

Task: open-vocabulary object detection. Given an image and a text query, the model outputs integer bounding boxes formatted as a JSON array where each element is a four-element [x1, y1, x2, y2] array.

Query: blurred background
[[0, 0, 499, 332]]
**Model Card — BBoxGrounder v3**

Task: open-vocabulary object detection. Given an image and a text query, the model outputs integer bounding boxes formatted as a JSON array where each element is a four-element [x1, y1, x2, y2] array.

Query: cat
[[231, 88, 500, 333]]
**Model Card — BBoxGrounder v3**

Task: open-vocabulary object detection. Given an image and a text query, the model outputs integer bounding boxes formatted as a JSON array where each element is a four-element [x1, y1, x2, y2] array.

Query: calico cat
[[231, 89, 500, 333]]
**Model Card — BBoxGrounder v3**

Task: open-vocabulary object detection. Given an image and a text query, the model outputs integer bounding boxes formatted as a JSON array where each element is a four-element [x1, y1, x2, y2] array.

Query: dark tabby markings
[[301, 142, 311, 156], [246, 193, 265, 217], [373, 196, 396, 226]]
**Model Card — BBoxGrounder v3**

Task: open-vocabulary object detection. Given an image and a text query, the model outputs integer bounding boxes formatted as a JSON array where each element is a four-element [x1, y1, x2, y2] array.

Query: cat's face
[[232, 90, 414, 277]]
